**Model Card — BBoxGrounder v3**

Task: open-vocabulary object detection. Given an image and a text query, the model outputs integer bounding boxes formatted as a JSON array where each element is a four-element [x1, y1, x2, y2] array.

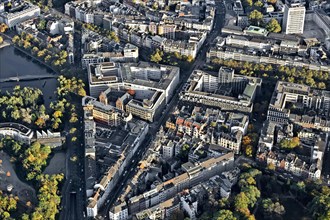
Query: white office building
[[0, 2, 40, 28], [282, 0, 306, 34]]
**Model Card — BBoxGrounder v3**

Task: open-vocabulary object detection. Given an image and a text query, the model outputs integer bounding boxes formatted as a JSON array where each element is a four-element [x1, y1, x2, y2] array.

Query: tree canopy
[[0, 23, 8, 33], [150, 49, 163, 63], [280, 137, 300, 149], [0, 191, 18, 219], [0, 86, 49, 127], [31, 174, 64, 220], [214, 209, 237, 220], [248, 10, 263, 26], [262, 198, 285, 216], [211, 58, 330, 90], [266, 18, 281, 33], [23, 142, 51, 180], [12, 33, 68, 71], [0, 137, 63, 219]]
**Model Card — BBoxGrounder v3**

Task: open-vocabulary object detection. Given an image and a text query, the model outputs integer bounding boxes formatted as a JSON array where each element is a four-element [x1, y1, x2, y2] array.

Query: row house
[[257, 151, 322, 180]]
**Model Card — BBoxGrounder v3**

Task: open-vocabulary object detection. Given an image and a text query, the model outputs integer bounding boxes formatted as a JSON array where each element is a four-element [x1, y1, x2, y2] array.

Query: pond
[[0, 45, 58, 106]]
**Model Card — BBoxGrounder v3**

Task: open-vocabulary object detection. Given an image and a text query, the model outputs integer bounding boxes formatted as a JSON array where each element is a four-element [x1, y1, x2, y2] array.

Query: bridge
[[0, 74, 57, 83]]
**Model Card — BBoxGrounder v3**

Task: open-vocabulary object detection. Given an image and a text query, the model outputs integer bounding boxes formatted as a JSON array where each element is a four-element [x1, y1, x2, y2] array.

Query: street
[[98, 0, 226, 218]]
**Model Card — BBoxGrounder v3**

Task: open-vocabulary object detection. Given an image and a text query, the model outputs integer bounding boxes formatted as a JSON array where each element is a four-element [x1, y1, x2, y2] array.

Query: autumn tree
[[244, 0, 253, 7], [267, 162, 275, 170], [280, 137, 300, 149], [245, 145, 253, 157], [267, 0, 277, 4], [23, 142, 51, 180], [37, 19, 47, 30], [242, 136, 252, 146], [266, 18, 281, 33], [0, 191, 17, 219], [186, 55, 194, 62], [214, 209, 237, 220], [248, 10, 264, 26], [262, 199, 285, 216], [150, 49, 163, 63], [0, 23, 8, 32], [254, 0, 263, 7], [30, 174, 64, 220], [234, 192, 250, 214]]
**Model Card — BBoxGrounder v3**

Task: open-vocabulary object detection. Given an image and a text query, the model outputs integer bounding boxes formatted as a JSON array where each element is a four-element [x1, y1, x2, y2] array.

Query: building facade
[[282, 0, 306, 34]]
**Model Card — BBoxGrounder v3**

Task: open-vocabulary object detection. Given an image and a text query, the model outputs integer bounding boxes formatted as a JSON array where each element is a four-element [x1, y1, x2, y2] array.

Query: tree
[[242, 185, 261, 207], [214, 210, 237, 220], [32, 174, 64, 219], [245, 145, 253, 157], [248, 10, 264, 26], [37, 19, 47, 30], [22, 213, 30, 220], [242, 136, 252, 146], [219, 198, 229, 208], [267, 0, 277, 4], [152, 2, 158, 9], [0, 191, 17, 219], [109, 31, 119, 43], [174, 51, 182, 59], [35, 117, 46, 128], [150, 49, 163, 63], [244, 0, 253, 6], [0, 23, 8, 33], [12, 35, 20, 44], [186, 55, 194, 62], [266, 19, 281, 33], [318, 82, 326, 89], [22, 142, 51, 180], [262, 199, 285, 216], [254, 0, 263, 7], [280, 137, 300, 149], [267, 162, 275, 171], [69, 127, 77, 134], [53, 110, 63, 118], [234, 192, 250, 212]]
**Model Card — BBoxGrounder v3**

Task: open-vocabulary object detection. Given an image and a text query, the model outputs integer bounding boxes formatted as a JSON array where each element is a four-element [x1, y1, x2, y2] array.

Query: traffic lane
[[100, 136, 153, 218]]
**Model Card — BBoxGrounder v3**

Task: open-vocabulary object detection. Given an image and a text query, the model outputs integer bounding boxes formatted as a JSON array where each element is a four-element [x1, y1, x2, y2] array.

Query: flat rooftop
[[89, 61, 179, 91], [0, 122, 32, 135]]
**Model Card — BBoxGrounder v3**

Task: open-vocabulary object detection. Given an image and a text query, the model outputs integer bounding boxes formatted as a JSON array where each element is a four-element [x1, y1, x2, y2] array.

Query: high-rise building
[[282, 0, 306, 34]]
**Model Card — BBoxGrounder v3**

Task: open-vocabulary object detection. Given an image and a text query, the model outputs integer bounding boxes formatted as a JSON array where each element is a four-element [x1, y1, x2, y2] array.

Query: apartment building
[[181, 67, 261, 113], [267, 81, 330, 129], [207, 46, 330, 72], [83, 97, 149, 217], [127, 152, 235, 214], [82, 45, 139, 69], [109, 203, 128, 220], [162, 39, 197, 58], [100, 86, 166, 122], [82, 96, 127, 127]]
